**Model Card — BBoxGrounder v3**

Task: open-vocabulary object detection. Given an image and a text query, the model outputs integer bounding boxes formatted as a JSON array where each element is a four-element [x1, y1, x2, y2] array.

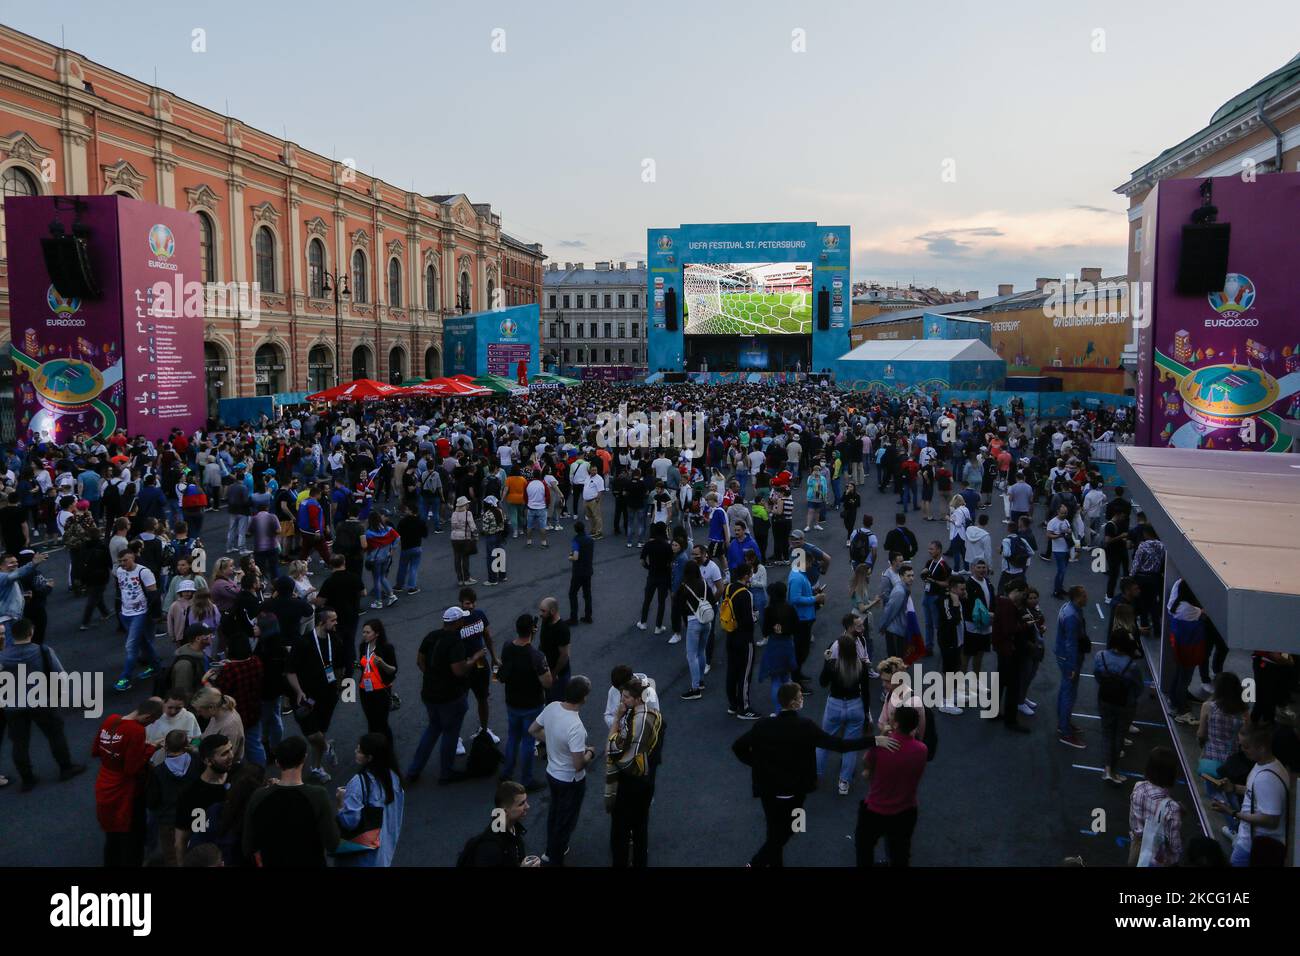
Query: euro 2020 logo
[[822, 232, 840, 250], [1207, 273, 1255, 314], [47, 285, 81, 316], [148, 223, 175, 260], [499, 317, 518, 338], [656, 235, 673, 252]]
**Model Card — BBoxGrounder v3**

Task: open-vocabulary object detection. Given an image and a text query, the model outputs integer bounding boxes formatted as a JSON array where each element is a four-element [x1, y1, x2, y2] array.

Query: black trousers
[[996, 649, 1023, 726], [82, 580, 111, 626], [640, 576, 670, 627], [855, 804, 918, 867], [752, 518, 769, 562], [772, 519, 792, 562], [752, 793, 805, 867], [6, 709, 73, 782], [610, 780, 654, 867], [103, 799, 148, 867], [794, 618, 813, 679], [568, 573, 592, 622], [613, 497, 627, 533], [726, 633, 756, 712], [1105, 549, 1130, 598], [360, 689, 394, 749]]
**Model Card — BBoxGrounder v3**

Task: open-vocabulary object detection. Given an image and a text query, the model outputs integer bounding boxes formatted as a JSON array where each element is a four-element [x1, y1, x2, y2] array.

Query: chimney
[[966, 290, 979, 301], [596, 261, 611, 271], [637, 260, 646, 269], [1080, 267, 1102, 283], [997, 283, 1013, 296], [1035, 277, 1056, 291], [618, 262, 627, 270]]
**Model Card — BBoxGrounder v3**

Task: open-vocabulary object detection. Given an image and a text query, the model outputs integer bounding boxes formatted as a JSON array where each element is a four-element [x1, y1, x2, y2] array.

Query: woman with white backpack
[[676, 559, 712, 702], [1128, 747, 1183, 866]]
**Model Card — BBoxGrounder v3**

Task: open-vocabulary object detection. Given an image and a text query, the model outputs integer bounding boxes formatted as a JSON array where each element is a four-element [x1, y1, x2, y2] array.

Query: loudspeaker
[[1176, 222, 1230, 295], [664, 288, 678, 331], [816, 287, 830, 331], [40, 230, 100, 299]]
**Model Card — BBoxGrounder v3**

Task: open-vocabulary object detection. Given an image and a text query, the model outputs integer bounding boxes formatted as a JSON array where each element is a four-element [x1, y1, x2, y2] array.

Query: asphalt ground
[[0, 473, 1221, 867]]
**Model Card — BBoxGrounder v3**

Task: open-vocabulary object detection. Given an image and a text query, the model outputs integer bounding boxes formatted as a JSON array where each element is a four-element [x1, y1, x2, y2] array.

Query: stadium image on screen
[[682, 262, 813, 335]]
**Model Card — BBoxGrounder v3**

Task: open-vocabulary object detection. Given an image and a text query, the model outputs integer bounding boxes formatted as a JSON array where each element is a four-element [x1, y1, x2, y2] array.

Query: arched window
[[307, 238, 325, 299], [352, 249, 368, 304], [204, 341, 227, 422], [424, 346, 440, 378], [197, 211, 216, 284], [388, 346, 405, 385], [1, 166, 38, 199], [388, 257, 402, 307], [424, 264, 438, 310], [254, 227, 276, 292], [486, 278, 496, 310], [307, 344, 333, 392], [254, 343, 284, 396], [459, 271, 470, 312], [351, 345, 372, 381]]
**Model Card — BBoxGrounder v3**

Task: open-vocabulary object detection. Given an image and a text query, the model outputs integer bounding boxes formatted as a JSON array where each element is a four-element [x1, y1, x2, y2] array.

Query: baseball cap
[[789, 528, 805, 540], [183, 622, 215, 641], [443, 606, 467, 624]]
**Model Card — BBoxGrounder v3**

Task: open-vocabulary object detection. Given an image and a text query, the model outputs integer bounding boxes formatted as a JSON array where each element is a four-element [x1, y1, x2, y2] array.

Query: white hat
[[177, 580, 198, 593], [483, 495, 499, 507], [455, 496, 470, 507], [443, 606, 467, 623]]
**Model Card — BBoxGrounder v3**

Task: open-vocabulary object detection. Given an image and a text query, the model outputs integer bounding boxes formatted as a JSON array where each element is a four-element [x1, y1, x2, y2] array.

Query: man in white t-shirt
[[524, 472, 550, 548], [651, 454, 673, 483], [582, 470, 605, 538], [530, 676, 597, 866], [1216, 722, 1289, 867], [113, 549, 161, 692], [1046, 504, 1072, 598]]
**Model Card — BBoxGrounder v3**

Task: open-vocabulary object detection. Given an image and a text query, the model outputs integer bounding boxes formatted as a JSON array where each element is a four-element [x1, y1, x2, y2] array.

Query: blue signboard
[[441, 304, 540, 379]]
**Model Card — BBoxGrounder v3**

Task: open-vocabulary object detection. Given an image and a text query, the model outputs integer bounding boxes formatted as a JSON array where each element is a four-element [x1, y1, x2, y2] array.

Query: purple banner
[[580, 366, 641, 382], [1138, 173, 1300, 452]]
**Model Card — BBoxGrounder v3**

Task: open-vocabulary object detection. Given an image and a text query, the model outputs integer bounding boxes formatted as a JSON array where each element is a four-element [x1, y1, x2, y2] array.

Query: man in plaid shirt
[[1128, 748, 1183, 866], [206, 632, 266, 765], [1131, 525, 1166, 635]]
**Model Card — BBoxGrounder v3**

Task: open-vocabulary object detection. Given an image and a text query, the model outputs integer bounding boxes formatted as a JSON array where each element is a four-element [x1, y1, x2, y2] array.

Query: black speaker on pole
[[40, 223, 100, 299], [664, 287, 678, 331], [816, 287, 830, 331], [1175, 222, 1231, 295]]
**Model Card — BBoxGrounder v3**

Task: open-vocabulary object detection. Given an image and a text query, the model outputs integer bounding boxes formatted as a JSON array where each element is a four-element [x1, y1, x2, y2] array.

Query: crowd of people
[[0, 379, 1292, 868]]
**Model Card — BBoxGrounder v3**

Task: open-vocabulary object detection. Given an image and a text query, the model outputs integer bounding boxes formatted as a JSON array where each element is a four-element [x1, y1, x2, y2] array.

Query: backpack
[[849, 529, 872, 565], [1096, 656, 1135, 707], [1007, 533, 1032, 567], [153, 649, 207, 696], [971, 597, 991, 631], [687, 585, 714, 626], [465, 728, 503, 778], [719, 584, 748, 633]]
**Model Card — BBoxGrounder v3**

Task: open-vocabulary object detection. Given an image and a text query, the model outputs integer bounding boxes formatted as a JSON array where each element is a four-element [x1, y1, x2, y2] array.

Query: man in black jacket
[[732, 683, 896, 866], [883, 513, 918, 563], [459, 780, 539, 866]]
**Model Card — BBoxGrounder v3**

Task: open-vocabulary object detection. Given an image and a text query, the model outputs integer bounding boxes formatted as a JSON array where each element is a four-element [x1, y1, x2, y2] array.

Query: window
[[562, 348, 570, 363], [563, 324, 571, 337], [424, 346, 440, 378], [577, 348, 585, 363], [1, 166, 38, 198], [576, 323, 584, 337], [617, 294, 626, 308], [352, 249, 368, 304], [591, 294, 598, 309], [604, 294, 612, 308], [388, 257, 402, 307], [632, 349, 639, 364], [307, 238, 325, 298], [604, 323, 612, 338], [631, 323, 639, 338], [254, 343, 284, 396], [562, 295, 570, 309], [549, 294, 557, 309], [632, 294, 639, 309], [618, 348, 625, 363], [307, 344, 332, 392], [549, 324, 558, 338], [198, 212, 216, 284], [486, 279, 495, 308], [351, 345, 372, 380], [425, 265, 438, 310], [617, 324, 625, 338], [604, 348, 611, 363], [388, 346, 405, 385], [459, 271, 470, 311], [254, 227, 276, 292], [1133, 226, 1143, 253]]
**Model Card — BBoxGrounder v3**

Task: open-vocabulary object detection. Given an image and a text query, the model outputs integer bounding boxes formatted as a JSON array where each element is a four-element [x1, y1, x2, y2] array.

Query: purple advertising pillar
[[1137, 172, 1300, 452], [4, 195, 207, 445]]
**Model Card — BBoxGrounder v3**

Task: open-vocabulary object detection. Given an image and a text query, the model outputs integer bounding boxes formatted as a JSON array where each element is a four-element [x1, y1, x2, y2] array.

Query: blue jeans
[[117, 612, 161, 683], [545, 773, 588, 864], [1053, 550, 1068, 595], [396, 547, 422, 590], [831, 477, 843, 508], [422, 493, 443, 531], [625, 507, 648, 545], [1230, 845, 1250, 867], [407, 694, 470, 781], [260, 698, 284, 752], [244, 721, 267, 766], [501, 705, 543, 785], [947, 536, 966, 573], [370, 552, 394, 602], [736, 471, 749, 499], [922, 593, 941, 652], [686, 617, 709, 689], [1056, 655, 1080, 736], [816, 696, 865, 784]]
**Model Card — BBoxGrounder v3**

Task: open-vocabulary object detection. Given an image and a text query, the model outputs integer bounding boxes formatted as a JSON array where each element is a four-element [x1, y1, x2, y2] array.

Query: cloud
[[913, 226, 1007, 257], [556, 239, 586, 248], [1071, 203, 1123, 215]]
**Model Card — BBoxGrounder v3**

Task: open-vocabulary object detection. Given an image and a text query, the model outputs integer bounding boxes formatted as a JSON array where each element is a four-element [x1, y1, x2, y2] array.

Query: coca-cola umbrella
[[398, 377, 493, 398], [307, 378, 405, 402]]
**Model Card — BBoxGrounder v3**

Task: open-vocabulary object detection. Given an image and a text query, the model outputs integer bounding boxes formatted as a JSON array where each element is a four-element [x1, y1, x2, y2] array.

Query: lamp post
[[321, 270, 351, 386], [553, 311, 564, 375]]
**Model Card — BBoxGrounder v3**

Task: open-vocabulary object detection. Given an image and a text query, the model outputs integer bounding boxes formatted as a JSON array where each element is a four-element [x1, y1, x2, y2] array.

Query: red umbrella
[[448, 374, 478, 384], [399, 377, 492, 398], [306, 378, 404, 402]]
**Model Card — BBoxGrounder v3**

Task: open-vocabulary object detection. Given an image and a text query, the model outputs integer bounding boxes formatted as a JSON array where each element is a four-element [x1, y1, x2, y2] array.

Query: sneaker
[[1221, 825, 1236, 841], [136, 665, 157, 681], [385, 594, 399, 607], [755, 637, 768, 647], [1129, 723, 1141, 735], [636, 621, 647, 630], [541, 542, 549, 549], [1174, 711, 1198, 726], [1023, 698, 1038, 709], [938, 705, 962, 716], [407, 587, 421, 595], [525, 539, 532, 547], [727, 707, 737, 716], [1058, 733, 1086, 750], [369, 600, 384, 609], [1124, 737, 1134, 746], [1104, 770, 1126, 785], [668, 633, 682, 644], [680, 687, 703, 701], [480, 727, 501, 744], [456, 737, 467, 756], [803, 526, 810, 532], [1017, 703, 1035, 716], [626, 542, 633, 548], [309, 767, 331, 784], [815, 524, 825, 531], [653, 625, 665, 634], [482, 579, 497, 587], [324, 740, 338, 769], [704, 664, 712, 675], [113, 679, 132, 692], [464, 578, 479, 585], [837, 779, 850, 795], [737, 709, 761, 720]]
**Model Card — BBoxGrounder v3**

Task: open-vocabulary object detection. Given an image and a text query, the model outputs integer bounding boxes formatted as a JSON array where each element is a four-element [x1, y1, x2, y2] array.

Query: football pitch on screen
[[684, 291, 812, 335]]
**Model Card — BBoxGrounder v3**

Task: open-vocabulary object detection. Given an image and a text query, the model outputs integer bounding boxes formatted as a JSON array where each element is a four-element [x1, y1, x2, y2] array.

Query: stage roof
[[838, 339, 1002, 363], [1116, 446, 1300, 651]]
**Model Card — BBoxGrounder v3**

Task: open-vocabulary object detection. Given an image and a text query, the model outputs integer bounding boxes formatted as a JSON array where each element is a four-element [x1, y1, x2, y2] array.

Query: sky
[[6, 0, 1297, 295]]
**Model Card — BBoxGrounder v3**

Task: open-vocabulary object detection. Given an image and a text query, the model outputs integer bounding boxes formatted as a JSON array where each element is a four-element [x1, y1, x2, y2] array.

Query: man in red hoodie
[[93, 698, 162, 867]]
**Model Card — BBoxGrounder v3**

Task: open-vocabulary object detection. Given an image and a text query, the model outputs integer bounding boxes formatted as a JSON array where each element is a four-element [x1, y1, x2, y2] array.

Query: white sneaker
[[480, 726, 501, 744], [1023, 698, 1038, 709], [803, 526, 811, 532], [369, 600, 384, 609], [455, 737, 466, 757], [1017, 703, 1035, 716], [668, 633, 682, 644], [815, 524, 824, 531], [654, 626, 665, 634], [704, 664, 711, 675], [636, 621, 647, 630], [385, 594, 398, 607], [1129, 723, 1141, 735], [837, 780, 850, 796], [938, 705, 961, 716]]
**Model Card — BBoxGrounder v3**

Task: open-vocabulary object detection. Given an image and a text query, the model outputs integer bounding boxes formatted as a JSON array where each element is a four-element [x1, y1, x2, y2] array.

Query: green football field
[[683, 291, 812, 335]]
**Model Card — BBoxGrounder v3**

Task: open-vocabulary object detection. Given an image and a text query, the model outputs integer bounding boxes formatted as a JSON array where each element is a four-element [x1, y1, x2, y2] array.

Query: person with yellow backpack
[[722, 563, 760, 720]]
